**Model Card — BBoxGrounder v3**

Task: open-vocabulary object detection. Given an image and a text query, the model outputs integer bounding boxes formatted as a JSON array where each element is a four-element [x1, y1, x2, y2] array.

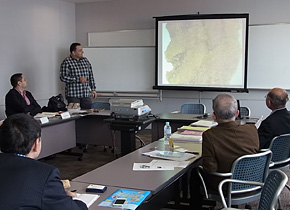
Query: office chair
[[219, 170, 288, 210], [78, 102, 111, 153], [198, 150, 272, 208], [180, 103, 206, 114], [240, 106, 251, 118], [91, 102, 145, 156], [91, 101, 110, 110], [268, 134, 290, 193], [268, 134, 290, 170]]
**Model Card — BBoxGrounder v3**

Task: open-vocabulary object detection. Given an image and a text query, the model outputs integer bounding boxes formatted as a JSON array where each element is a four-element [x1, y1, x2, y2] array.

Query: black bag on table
[[42, 94, 67, 112]]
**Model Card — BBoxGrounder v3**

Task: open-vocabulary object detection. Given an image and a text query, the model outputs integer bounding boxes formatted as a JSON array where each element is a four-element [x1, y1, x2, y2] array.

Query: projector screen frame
[[153, 13, 249, 92]]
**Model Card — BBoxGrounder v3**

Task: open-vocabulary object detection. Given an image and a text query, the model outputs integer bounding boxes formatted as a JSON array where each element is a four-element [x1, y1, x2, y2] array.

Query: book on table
[[98, 188, 151, 210], [73, 193, 100, 207], [170, 125, 210, 142]]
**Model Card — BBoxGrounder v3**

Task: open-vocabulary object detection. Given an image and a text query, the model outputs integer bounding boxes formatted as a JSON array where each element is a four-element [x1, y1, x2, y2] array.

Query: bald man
[[258, 88, 290, 149]]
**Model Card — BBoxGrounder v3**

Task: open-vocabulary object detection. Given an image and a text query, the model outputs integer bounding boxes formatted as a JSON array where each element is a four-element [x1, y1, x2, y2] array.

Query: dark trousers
[[190, 168, 226, 209], [67, 97, 92, 110], [190, 168, 203, 210]]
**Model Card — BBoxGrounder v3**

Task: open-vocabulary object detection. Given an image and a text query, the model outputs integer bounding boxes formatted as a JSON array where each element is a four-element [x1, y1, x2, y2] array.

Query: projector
[[110, 99, 151, 119]]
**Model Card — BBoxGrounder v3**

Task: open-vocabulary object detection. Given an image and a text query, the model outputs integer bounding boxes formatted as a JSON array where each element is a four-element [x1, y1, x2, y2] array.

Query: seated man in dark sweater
[[5, 73, 42, 116]]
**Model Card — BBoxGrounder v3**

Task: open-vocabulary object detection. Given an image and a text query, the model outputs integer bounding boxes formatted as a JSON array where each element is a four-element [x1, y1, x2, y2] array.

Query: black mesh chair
[[91, 102, 110, 110], [268, 133, 290, 170], [198, 150, 272, 208], [180, 103, 206, 114], [268, 134, 290, 197], [240, 106, 251, 118], [219, 170, 288, 210], [78, 102, 111, 153]]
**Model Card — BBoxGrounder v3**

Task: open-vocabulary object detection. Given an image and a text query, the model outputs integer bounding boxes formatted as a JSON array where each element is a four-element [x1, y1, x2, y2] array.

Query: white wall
[[0, 0, 76, 119], [75, 0, 290, 44], [74, 0, 290, 118]]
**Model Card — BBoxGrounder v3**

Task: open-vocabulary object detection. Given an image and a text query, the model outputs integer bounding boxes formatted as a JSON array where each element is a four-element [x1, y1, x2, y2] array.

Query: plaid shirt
[[60, 56, 96, 98]]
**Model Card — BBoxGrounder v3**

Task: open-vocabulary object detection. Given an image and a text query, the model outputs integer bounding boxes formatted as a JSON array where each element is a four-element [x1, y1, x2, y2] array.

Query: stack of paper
[[190, 120, 218, 128], [133, 159, 190, 171]]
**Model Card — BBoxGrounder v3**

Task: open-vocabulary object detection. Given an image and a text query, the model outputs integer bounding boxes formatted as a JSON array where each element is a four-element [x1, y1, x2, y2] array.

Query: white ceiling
[[61, 0, 111, 3]]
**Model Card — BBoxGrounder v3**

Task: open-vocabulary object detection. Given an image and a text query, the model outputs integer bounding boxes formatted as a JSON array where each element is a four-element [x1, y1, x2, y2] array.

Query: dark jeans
[[66, 97, 92, 110]]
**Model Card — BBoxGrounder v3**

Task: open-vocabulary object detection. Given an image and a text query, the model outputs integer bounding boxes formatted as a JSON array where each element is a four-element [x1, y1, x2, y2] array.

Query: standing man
[[5, 73, 42, 117], [60, 43, 97, 109], [0, 113, 87, 210], [190, 94, 259, 209], [258, 87, 290, 149]]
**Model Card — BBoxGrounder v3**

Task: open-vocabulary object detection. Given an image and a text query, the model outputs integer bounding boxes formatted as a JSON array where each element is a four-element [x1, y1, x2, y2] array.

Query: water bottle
[[164, 122, 172, 145]]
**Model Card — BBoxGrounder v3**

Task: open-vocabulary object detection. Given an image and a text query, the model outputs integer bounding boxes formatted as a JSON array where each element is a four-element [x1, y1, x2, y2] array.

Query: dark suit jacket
[[0, 153, 87, 210], [5, 88, 42, 117], [258, 108, 290, 149]]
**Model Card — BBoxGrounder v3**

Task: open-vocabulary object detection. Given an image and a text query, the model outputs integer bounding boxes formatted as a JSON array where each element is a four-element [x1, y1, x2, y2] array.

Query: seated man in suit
[[0, 113, 87, 210], [190, 93, 259, 209], [5, 73, 42, 116], [258, 87, 290, 149]]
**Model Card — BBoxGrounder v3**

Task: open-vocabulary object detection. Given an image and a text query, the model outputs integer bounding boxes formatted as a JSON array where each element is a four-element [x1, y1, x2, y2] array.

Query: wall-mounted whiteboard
[[86, 24, 290, 92], [88, 29, 154, 47], [83, 47, 155, 92], [248, 24, 290, 89]]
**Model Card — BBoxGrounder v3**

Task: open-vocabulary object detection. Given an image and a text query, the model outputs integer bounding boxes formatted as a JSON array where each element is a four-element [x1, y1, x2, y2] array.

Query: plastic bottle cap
[[165, 122, 170, 125]]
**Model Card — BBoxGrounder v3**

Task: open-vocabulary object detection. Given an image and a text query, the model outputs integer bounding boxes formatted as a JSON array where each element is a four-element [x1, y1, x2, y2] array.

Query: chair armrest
[[198, 166, 233, 177], [209, 171, 233, 177], [218, 179, 263, 208], [269, 161, 275, 168]]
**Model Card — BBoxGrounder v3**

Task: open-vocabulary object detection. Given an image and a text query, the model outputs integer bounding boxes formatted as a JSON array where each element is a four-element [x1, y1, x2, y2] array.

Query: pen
[[71, 189, 77, 192], [186, 151, 200, 155]]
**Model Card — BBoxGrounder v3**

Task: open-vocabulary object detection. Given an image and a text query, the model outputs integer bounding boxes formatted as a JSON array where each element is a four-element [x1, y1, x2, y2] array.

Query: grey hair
[[213, 94, 237, 120]]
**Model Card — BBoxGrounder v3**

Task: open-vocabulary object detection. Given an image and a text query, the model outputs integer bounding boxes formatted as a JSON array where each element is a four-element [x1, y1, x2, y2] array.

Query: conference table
[[72, 140, 202, 209], [151, 112, 259, 141], [38, 115, 80, 159], [38, 110, 156, 159], [37, 110, 117, 159]]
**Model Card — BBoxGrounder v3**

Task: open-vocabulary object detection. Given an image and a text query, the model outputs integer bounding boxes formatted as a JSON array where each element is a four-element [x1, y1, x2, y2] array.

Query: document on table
[[190, 120, 218, 128], [73, 193, 100, 207], [34, 112, 58, 118], [133, 159, 190, 171], [142, 150, 195, 161]]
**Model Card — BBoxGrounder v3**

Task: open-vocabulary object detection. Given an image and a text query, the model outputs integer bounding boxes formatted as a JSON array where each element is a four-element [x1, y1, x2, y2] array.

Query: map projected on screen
[[154, 13, 249, 92]]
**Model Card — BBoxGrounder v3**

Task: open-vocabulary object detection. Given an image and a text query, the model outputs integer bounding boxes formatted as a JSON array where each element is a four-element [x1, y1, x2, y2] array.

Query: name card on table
[[39, 117, 49, 124], [61, 112, 71, 119]]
